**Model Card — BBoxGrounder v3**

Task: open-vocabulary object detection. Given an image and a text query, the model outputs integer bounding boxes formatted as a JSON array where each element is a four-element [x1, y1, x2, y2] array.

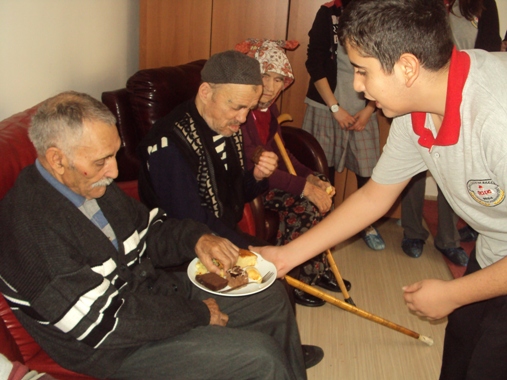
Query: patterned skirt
[[264, 188, 324, 246], [302, 104, 380, 177], [263, 173, 330, 246]]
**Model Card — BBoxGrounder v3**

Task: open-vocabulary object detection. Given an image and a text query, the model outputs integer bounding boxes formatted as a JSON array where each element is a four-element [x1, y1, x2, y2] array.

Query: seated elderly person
[[0, 91, 314, 379], [137, 50, 279, 250], [236, 38, 351, 308]]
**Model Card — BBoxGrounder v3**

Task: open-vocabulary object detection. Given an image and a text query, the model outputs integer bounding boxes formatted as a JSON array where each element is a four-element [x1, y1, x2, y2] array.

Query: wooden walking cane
[[273, 130, 355, 305], [285, 275, 434, 345], [324, 249, 356, 306], [272, 120, 433, 345]]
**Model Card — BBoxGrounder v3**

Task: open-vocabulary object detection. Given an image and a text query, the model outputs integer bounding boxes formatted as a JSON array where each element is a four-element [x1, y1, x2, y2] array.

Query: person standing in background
[[448, 0, 501, 51], [302, 0, 385, 252], [400, 0, 501, 263]]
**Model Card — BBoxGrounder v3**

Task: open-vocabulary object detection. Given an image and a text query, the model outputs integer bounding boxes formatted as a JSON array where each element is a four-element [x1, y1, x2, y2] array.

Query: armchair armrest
[[281, 126, 329, 177]]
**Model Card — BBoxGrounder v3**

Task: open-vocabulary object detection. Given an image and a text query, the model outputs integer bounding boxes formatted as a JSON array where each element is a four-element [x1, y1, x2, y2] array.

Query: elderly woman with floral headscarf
[[236, 38, 351, 307]]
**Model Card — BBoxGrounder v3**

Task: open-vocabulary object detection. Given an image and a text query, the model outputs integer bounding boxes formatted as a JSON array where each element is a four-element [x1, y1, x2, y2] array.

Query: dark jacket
[[305, 1, 352, 104], [474, 0, 502, 52], [137, 100, 268, 248], [0, 165, 211, 378]]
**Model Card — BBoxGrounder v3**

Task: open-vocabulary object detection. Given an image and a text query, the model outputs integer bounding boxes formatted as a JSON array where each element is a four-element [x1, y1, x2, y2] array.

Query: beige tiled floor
[[296, 218, 452, 380]]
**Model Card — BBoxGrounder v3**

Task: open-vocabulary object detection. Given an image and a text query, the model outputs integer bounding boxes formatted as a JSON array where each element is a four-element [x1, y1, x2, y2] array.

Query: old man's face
[[61, 119, 121, 199], [201, 83, 262, 137], [259, 71, 285, 108]]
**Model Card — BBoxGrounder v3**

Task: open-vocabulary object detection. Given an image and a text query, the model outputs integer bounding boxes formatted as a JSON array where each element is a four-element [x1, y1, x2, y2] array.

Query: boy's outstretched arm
[[254, 178, 410, 277]]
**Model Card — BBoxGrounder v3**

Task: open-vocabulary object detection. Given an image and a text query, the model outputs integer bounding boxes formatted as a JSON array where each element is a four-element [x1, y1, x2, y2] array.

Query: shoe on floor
[[302, 345, 324, 369], [315, 271, 352, 293], [401, 237, 425, 258], [361, 226, 385, 251], [294, 288, 325, 307], [434, 244, 469, 267], [459, 225, 478, 242]]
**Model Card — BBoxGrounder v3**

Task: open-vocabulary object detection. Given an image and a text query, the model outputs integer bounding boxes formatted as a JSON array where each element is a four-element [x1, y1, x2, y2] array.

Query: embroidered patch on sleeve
[[467, 180, 505, 207]]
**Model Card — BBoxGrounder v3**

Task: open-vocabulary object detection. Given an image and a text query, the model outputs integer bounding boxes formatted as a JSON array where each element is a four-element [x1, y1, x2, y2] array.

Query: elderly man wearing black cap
[[136, 50, 324, 377], [138, 50, 279, 250]]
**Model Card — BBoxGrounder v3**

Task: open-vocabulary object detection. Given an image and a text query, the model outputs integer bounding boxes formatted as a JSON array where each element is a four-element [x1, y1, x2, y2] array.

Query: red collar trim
[[323, 0, 340, 8], [411, 48, 470, 149]]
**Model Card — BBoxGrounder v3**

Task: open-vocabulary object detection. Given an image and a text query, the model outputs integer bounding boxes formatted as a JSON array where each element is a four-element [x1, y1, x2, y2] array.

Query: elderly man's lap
[[190, 277, 306, 376], [111, 324, 298, 380], [111, 280, 305, 380], [200, 280, 294, 327], [177, 271, 294, 327]]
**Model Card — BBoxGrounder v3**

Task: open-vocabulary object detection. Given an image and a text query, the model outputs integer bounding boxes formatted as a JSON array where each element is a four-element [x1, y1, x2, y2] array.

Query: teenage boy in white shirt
[[254, 0, 507, 378]]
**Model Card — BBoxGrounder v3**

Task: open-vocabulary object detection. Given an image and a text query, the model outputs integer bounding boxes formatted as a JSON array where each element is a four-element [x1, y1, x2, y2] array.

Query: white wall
[[0, 0, 139, 121], [0, 1, 503, 128]]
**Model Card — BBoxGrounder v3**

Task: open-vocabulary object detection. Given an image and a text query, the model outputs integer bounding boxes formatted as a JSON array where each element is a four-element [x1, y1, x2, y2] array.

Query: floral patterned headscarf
[[234, 38, 299, 91]]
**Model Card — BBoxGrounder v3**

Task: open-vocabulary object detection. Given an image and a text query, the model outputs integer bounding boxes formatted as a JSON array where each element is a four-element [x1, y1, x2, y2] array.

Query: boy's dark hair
[[338, 0, 454, 74]]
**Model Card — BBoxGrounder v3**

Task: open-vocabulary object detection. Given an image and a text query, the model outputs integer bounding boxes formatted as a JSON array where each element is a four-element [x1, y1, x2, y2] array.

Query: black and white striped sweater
[[0, 165, 211, 378]]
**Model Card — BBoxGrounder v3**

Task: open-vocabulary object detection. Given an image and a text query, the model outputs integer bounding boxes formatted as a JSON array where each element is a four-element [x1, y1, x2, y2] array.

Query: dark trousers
[[110, 274, 306, 380], [401, 171, 460, 248], [440, 249, 507, 379]]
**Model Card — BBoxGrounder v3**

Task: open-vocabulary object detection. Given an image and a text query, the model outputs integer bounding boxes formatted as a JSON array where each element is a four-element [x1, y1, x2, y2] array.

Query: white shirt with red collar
[[373, 48, 507, 268]]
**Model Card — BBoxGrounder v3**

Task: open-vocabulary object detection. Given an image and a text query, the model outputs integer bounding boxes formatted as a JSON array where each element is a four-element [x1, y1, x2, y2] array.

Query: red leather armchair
[[102, 60, 206, 184]]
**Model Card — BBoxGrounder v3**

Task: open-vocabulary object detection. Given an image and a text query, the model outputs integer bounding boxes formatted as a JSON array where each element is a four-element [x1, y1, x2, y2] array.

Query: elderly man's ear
[[44, 147, 67, 175], [197, 82, 213, 105]]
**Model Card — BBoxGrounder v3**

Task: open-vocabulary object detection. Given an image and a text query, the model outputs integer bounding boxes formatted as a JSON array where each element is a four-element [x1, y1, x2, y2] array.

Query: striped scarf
[[173, 114, 244, 218], [79, 198, 118, 249]]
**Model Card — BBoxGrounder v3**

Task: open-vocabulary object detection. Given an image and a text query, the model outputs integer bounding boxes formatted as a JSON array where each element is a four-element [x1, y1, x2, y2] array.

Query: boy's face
[[346, 44, 409, 118]]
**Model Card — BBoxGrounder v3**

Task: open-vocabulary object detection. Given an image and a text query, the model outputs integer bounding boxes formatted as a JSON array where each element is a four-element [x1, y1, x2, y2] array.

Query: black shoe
[[302, 345, 324, 369], [401, 237, 425, 258], [435, 244, 469, 267], [361, 225, 386, 250], [315, 271, 352, 293], [459, 225, 478, 242], [294, 288, 325, 307]]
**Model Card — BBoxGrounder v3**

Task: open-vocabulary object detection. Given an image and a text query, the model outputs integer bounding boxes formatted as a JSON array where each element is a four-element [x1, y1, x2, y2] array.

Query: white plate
[[187, 251, 277, 297]]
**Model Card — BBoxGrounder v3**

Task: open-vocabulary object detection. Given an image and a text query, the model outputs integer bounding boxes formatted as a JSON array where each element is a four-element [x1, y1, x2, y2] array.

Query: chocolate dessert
[[225, 265, 249, 288], [196, 273, 228, 291], [251, 146, 265, 165]]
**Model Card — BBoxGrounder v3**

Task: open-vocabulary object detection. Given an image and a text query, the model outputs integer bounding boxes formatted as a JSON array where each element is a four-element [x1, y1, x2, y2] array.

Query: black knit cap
[[201, 50, 262, 85]]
